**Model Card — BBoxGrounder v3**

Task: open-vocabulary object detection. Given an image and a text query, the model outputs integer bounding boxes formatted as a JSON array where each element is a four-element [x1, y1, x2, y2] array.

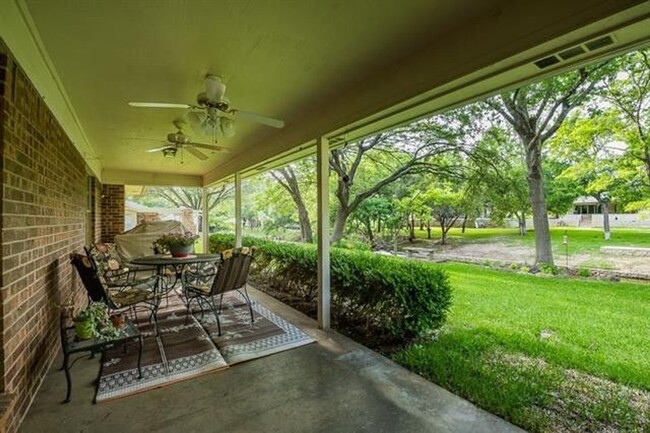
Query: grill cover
[[115, 220, 188, 262]]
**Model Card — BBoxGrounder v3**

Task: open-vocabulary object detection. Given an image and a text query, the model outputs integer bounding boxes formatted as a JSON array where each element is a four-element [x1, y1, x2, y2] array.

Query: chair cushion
[[109, 287, 155, 308], [220, 246, 255, 260], [185, 283, 212, 295], [105, 270, 156, 288]]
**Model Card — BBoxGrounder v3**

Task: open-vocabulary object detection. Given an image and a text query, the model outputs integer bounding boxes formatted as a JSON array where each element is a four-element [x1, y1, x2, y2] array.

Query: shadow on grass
[[394, 327, 649, 433]]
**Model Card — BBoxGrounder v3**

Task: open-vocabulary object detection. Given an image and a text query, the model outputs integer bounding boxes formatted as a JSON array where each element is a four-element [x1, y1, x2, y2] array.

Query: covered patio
[[1, 1, 649, 431], [21, 288, 522, 433]]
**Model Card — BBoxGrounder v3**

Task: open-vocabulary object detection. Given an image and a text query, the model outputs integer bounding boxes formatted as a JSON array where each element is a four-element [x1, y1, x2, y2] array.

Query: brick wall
[[101, 184, 124, 242], [91, 177, 102, 243], [0, 40, 94, 432], [136, 212, 160, 225]]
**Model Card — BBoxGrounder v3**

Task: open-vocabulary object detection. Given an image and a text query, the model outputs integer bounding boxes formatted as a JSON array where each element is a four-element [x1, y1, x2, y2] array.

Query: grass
[[394, 263, 650, 432]]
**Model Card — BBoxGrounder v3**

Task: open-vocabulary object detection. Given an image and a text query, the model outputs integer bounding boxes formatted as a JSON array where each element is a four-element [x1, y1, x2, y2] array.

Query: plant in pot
[[74, 302, 108, 340], [74, 302, 122, 340], [153, 231, 200, 258]]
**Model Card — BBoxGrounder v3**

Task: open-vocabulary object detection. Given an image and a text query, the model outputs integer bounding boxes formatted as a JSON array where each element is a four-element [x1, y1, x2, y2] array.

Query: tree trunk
[[461, 214, 468, 233], [331, 207, 349, 243], [297, 204, 314, 243], [426, 220, 431, 239], [364, 220, 374, 244], [273, 168, 314, 243], [408, 214, 416, 242], [419, 219, 424, 230], [440, 219, 447, 245], [518, 214, 527, 236], [602, 201, 611, 241], [526, 142, 554, 265]]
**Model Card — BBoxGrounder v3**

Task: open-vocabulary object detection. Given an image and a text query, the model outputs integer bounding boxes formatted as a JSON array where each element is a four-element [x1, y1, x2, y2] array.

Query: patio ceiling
[[1, 0, 649, 187]]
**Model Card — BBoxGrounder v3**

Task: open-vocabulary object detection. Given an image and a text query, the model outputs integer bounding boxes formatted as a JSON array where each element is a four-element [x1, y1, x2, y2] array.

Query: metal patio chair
[[70, 253, 160, 325], [85, 243, 157, 288], [182, 247, 255, 336]]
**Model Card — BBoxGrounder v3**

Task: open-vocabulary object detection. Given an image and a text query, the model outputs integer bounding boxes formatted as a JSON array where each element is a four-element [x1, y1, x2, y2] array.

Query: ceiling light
[[162, 148, 177, 158]]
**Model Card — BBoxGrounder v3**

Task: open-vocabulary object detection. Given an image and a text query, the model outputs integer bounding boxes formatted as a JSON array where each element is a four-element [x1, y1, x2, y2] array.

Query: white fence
[[502, 212, 650, 229]]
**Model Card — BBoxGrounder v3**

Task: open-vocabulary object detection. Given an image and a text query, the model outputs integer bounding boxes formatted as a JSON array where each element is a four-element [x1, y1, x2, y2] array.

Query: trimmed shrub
[[539, 263, 559, 275], [209, 233, 452, 340], [577, 268, 591, 278]]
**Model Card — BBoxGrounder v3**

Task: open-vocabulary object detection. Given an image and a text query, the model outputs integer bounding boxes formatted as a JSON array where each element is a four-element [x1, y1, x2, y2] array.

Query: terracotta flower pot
[[169, 244, 193, 258], [110, 313, 125, 329]]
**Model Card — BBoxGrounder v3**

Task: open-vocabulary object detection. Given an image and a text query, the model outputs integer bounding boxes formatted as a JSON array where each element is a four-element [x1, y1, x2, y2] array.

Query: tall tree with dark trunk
[[270, 164, 314, 243], [484, 65, 611, 264], [329, 116, 470, 243]]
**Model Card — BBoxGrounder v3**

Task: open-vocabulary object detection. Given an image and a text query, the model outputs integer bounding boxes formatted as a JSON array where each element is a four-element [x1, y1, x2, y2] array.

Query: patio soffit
[[1, 0, 649, 186]]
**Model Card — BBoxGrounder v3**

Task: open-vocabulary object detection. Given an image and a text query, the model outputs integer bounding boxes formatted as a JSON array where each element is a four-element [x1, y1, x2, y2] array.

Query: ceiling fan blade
[[146, 146, 174, 153], [185, 146, 209, 161], [129, 102, 192, 109], [190, 142, 229, 152], [130, 137, 167, 143], [230, 109, 284, 128]]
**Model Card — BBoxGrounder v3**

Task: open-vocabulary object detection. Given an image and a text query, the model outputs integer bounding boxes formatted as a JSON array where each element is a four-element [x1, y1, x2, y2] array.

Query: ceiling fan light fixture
[[162, 148, 177, 158]]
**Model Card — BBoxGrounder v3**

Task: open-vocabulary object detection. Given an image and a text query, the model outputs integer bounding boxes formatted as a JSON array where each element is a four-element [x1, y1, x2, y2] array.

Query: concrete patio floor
[[20, 289, 524, 433]]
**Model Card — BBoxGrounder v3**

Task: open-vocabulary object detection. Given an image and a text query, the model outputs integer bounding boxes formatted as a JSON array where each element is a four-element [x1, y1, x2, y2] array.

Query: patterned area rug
[[199, 292, 315, 365], [95, 291, 313, 402]]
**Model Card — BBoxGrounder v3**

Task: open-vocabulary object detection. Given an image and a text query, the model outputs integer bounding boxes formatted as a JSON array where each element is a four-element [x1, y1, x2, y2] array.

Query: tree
[[396, 191, 428, 242], [145, 185, 233, 212], [468, 126, 530, 235], [484, 64, 612, 264], [544, 158, 581, 218], [270, 161, 315, 243], [603, 49, 650, 184], [329, 113, 471, 243], [423, 187, 464, 245], [550, 110, 629, 240], [349, 196, 395, 245]]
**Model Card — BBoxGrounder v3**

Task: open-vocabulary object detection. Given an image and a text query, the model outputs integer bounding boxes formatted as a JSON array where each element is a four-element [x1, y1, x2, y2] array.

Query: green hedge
[[209, 233, 452, 340]]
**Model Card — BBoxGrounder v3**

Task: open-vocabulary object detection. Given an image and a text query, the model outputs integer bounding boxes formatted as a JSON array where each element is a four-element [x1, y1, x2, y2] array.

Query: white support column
[[235, 172, 243, 248], [316, 136, 331, 330], [201, 187, 209, 253]]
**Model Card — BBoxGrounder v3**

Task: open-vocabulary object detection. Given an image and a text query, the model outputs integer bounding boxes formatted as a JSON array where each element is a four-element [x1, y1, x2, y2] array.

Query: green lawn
[[395, 263, 650, 432]]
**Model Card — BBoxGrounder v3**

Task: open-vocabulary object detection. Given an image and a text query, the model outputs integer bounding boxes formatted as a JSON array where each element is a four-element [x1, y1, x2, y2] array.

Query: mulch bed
[[252, 277, 408, 355]]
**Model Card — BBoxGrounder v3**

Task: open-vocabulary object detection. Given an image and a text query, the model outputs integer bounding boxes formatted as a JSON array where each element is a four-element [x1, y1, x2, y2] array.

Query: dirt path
[[411, 237, 650, 275]]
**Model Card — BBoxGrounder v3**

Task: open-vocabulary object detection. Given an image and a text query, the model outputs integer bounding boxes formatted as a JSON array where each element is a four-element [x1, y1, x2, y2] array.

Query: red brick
[[0, 38, 103, 432]]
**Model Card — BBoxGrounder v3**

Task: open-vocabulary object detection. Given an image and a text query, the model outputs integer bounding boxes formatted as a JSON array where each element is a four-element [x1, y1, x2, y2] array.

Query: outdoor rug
[[95, 291, 313, 402], [198, 291, 315, 365]]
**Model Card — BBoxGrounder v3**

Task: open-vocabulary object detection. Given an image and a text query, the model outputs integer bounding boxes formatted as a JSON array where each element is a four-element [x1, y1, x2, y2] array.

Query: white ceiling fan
[[129, 74, 285, 140], [144, 120, 228, 161]]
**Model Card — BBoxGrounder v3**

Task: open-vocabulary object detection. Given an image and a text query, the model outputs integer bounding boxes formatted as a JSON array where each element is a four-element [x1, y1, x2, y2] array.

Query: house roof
[[125, 200, 196, 215]]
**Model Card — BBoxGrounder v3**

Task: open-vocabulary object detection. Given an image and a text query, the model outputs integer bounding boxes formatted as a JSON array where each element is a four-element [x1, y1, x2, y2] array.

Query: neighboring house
[[571, 196, 622, 215], [501, 196, 650, 229], [125, 200, 200, 233]]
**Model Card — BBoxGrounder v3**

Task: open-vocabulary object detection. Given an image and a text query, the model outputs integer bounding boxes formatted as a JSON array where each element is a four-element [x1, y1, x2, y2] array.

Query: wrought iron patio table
[[130, 253, 221, 320], [130, 254, 221, 294]]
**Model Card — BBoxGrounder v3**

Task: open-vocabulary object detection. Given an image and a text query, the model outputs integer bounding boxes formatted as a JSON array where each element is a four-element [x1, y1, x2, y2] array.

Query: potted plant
[[74, 302, 107, 340], [153, 231, 200, 257], [74, 302, 122, 340]]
